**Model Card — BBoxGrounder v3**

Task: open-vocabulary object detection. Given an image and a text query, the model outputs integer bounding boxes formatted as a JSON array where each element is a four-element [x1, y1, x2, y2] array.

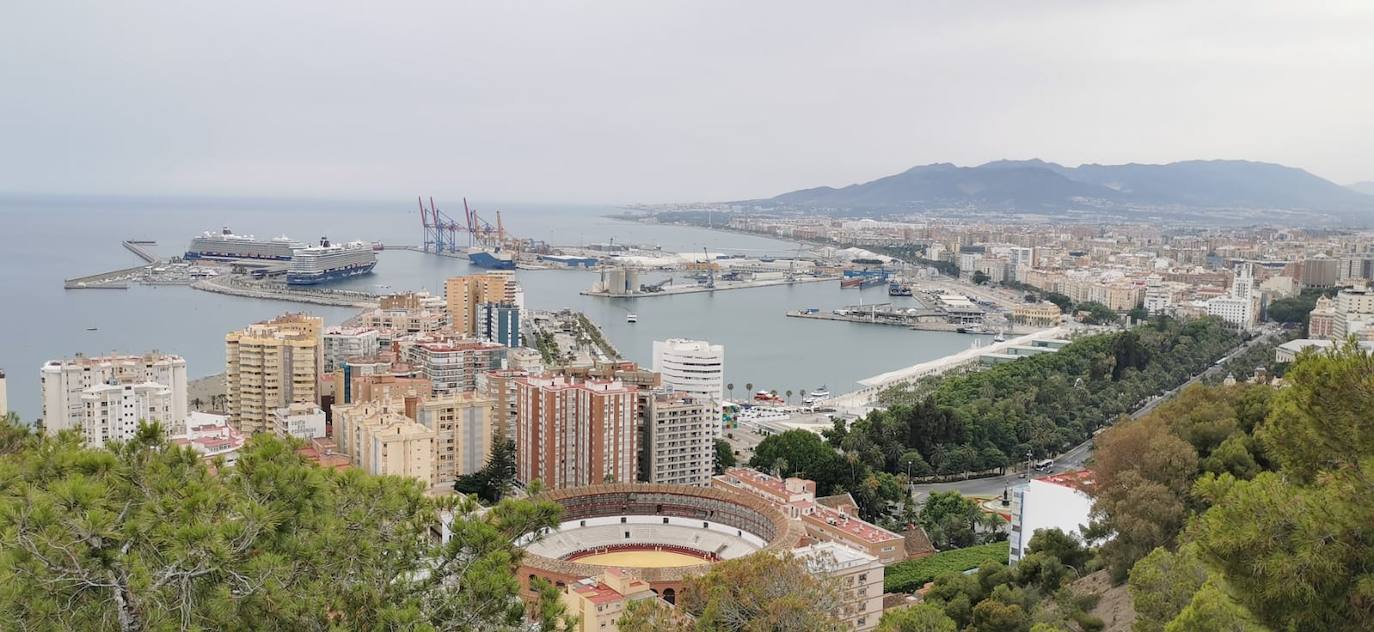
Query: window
[[625, 531, 631, 539], [663, 517, 670, 524]]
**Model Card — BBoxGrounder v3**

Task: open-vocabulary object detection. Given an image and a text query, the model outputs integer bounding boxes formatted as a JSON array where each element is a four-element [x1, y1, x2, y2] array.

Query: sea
[[0, 195, 978, 421]]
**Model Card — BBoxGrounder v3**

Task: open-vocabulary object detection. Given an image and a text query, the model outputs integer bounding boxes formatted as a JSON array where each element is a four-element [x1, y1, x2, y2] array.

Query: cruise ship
[[185, 227, 302, 261], [467, 246, 516, 270], [287, 238, 378, 285]]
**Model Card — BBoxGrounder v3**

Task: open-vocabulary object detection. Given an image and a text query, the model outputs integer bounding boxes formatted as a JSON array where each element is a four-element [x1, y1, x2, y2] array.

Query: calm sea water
[[0, 195, 975, 421]]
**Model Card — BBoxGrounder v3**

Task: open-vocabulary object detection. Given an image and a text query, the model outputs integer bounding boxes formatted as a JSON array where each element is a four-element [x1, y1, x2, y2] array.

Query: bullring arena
[[517, 483, 802, 601]]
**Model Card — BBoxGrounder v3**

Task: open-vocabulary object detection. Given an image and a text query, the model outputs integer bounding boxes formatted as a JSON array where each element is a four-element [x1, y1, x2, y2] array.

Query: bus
[[1034, 459, 1055, 472]]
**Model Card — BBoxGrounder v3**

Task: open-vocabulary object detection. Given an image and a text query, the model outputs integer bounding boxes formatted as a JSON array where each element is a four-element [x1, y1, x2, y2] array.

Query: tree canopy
[[0, 420, 566, 631]]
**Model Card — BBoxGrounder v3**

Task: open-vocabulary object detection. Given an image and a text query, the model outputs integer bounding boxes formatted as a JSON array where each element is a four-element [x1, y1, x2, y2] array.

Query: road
[[908, 326, 1282, 503]]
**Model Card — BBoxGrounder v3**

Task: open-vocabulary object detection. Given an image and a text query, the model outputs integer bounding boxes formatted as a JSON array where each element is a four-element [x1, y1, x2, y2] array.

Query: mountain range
[[756, 159, 1374, 222]]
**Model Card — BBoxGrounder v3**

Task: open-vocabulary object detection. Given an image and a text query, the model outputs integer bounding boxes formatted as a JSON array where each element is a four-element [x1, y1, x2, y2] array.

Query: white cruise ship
[[185, 227, 302, 261], [287, 238, 378, 285]]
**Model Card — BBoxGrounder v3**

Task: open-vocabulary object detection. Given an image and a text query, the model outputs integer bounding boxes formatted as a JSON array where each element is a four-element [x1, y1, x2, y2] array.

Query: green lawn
[[884, 541, 1010, 593]]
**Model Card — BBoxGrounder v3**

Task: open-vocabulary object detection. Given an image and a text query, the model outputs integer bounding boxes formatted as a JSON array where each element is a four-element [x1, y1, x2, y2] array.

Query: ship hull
[[287, 261, 377, 285], [468, 251, 516, 270]]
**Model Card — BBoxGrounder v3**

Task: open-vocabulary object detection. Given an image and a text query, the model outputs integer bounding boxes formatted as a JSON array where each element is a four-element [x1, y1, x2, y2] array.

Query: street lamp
[[1025, 450, 1033, 479]]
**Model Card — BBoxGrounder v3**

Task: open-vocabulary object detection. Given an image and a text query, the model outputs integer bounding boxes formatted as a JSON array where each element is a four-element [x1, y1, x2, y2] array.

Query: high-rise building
[[651, 339, 724, 435], [445, 274, 512, 336], [225, 314, 323, 435], [640, 392, 713, 487], [322, 327, 380, 372], [1206, 263, 1258, 329], [414, 392, 495, 483], [515, 375, 638, 489], [333, 399, 435, 487], [80, 380, 177, 448], [1333, 282, 1374, 339], [476, 302, 521, 347], [407, 341, 506, 395], [477, 369, 527, 439], [1300, 255, 1340, 288], [40, 352, 188, 437]]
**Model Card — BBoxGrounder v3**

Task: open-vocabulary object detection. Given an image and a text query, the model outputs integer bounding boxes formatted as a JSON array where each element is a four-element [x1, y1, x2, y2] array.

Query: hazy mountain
[[758, 159, 1374, 220], [1349, 181, 1374, 196]]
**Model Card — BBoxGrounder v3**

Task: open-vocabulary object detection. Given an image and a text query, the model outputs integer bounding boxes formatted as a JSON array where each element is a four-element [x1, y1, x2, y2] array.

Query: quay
[[122, 240, 160, 263], [65, 239, 164, 289], [786, 307, 1042, 335], [582, 275, 839, 298], [191, 275, 378, 308]]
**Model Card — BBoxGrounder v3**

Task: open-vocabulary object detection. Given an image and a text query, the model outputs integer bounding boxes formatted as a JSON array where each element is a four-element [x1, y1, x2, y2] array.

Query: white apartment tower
[[40, 353, 188, 437], [81, 381, 178, 448], [1205, 263, 1258, 329], [651, 338, 725, 436]]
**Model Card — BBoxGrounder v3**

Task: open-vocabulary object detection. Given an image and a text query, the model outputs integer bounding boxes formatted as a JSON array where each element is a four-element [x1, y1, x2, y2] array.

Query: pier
[[122, 240, 160, 263], [191, 275, 379, 308], [64, 240, 163, 289], [582, 275, 839, 298]]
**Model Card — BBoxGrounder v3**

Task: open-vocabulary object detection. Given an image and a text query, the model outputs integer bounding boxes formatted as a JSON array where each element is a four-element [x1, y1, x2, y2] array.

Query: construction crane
[[702, 247, 716, 288], [786, 242, 805, 283]]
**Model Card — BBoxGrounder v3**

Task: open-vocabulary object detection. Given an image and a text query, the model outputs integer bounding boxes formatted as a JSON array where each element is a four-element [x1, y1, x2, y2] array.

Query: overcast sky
[[2, 1, 1371, 203]]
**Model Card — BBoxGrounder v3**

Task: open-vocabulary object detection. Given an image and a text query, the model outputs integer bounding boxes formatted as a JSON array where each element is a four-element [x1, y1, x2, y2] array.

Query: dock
[[64, 240, 163, 289], [191, 275, 379, 308], [582, 275, 839, 298]]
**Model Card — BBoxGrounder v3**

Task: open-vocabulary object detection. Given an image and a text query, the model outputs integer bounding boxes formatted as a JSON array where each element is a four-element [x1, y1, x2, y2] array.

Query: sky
[[2, 1, 1372, 204]]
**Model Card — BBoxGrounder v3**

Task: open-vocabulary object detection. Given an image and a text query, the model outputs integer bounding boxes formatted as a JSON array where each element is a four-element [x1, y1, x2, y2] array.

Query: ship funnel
[[320, 237, 330, 247]]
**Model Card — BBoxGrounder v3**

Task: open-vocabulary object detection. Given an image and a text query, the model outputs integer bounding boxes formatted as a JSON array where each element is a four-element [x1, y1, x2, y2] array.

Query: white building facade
[[1009, 471, 1096, 564], [40, 353, 188, 437], [1205, 264, 1258, 329], [651, 338, 725, 436], [272, 402, 328, 440], [80, 381, 177, 448]]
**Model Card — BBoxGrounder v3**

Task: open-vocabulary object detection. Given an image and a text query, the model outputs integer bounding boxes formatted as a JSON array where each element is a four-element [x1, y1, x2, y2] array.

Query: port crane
[[418, 196, 463, 254], [786, 242, 805, 283], [702, 247, 716, 288]]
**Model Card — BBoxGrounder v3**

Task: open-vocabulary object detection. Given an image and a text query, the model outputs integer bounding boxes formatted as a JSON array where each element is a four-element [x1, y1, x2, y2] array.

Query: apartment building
[[322, 327, 380, 372], [476, 302, 521, 348], [413, 392, 495, 483], [333, 399, 436, 487], [640, 392, 713, 486], [407, 341, 506, 395], [561, 569, 661, 632], [515, 375, 638, 489], [797, 542, 884, 632], [651, 339, 724, 435], [477, 369, 527, 439], [40, 352, 188, 437], [80, 380, 177, 448], [445, 274, 512, 336], [225, 314, 322, 435]]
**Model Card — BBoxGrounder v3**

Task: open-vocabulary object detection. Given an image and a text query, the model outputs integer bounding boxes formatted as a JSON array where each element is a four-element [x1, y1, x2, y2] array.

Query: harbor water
[[0, 195, 977, 421]]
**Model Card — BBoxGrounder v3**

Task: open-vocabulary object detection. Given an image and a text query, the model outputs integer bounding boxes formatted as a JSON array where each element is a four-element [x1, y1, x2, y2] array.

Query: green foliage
[[1264, 287, 1332, 328], [714, 438, 736, 474], [876, 603, 958, 632], [1076, 301, 1119, 325], [884, 542, 1010, 593], [454, 437, 518, 503], [1128, 545, 1211, 632], [848, 319, 1240, 478], [1044, 292, 1073, 312], [919, 492, 990, 549], [678, 552, 847, 632], [749, 430, 902, 522], [972, 270, 990, 285], [1162, 579, 1267, 632], [1256, 339, 1374, 478], [1026, 528, 1091, 572], [969, 599, 1030, 632], [0, 421, 563, 631]]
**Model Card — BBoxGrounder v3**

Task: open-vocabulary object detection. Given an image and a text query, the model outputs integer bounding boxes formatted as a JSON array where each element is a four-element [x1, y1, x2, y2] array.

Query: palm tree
[[726, 383, 735, 401], [745, 383, 754, 398], [785, 389, 793, 403], [191, 397, 204, 411]]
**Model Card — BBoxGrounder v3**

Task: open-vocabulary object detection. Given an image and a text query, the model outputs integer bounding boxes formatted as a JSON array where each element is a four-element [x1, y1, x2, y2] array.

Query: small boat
[[626, 313, 638, 323], [86, 327, 98, 331], [802, 388, 832, 404], [888, 282, 912, 296], [993, 331, 1007, 343]]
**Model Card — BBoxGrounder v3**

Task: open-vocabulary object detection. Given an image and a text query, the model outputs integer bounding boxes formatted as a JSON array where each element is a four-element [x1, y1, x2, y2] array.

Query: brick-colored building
[[515, 375, 638, 489], [225, 314, 322, 435]]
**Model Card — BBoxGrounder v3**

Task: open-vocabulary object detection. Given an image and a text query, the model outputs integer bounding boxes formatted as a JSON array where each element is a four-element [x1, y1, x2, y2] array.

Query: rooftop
[[1038, 469, 1096, 493]]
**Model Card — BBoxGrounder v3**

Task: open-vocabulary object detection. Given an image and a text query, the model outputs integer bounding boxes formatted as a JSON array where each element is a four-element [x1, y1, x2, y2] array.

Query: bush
[[885, 542, 1011, 593]]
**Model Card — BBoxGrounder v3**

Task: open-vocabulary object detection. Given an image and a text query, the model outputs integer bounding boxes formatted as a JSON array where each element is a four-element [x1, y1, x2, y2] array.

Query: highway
[[908, 326, 1282, 503]]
